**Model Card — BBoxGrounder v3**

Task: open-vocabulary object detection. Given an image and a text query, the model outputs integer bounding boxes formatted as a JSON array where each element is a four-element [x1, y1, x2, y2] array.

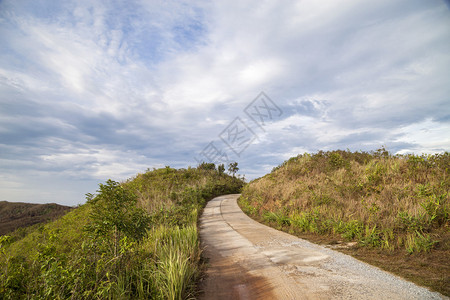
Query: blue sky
[[1, 0, 449, 206]]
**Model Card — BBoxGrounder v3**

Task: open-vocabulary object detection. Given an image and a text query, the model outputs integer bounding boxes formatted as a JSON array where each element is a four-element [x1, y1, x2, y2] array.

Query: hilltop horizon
[[1, 0, 449, 206]]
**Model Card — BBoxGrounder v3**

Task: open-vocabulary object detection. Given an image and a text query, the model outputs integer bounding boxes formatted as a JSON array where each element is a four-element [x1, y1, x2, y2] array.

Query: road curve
[[199, 194, 446, 300]]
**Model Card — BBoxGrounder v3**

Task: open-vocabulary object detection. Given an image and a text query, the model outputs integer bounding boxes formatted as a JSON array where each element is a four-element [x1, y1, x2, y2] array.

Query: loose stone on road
[[199, 194, 447, 300]]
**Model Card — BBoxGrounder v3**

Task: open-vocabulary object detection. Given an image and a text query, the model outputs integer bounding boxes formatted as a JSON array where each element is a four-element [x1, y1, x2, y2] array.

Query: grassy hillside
[[239, 149, 449, 295], [0, 201, 72, 236], [0, 164, 243, 299]]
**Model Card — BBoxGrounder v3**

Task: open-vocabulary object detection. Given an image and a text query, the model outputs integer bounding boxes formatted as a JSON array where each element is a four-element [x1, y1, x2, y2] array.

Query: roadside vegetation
[[239, 149, 449, 295], [0, 163, 243, 299]]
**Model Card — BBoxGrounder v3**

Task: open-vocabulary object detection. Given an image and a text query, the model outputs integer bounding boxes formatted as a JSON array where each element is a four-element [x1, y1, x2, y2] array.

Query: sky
[[1, 0, 449, 206]]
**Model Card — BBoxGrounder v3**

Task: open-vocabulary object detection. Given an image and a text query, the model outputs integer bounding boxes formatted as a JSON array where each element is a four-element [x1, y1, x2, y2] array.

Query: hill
[[0, 201, 72, 236], [0, 164, 244, 299], [239, 149, 449, 296]]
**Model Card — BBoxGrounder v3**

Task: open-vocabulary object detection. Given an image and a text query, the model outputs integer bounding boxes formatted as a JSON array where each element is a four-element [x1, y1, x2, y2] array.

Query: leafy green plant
[[365, 161, 386, 186], [340, 220, 364, 241], [405, 231, 438, 254], [407, 155, 428, 171], [228, 162, 239, 177], [397, 211, 422, 232], [290, 210, 322, 233], [416, 183, 433, 197], [218, 163, 225, 175], [198, 162, 216, 171], [380, 228, 394, 251], [263, 211, 291, 227], [0, 235, 11, 253], [328, 152, 349, 170], [85, 179, 151, 257], [420, 193, 449, 226], [359, 225, 381, 248]]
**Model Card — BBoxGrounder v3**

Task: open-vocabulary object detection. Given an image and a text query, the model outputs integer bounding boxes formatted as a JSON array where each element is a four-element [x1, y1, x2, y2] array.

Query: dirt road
[[199, 194, 446, 299]]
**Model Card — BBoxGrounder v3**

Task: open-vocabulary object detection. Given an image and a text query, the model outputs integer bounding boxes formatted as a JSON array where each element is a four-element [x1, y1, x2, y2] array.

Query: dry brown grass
[[239, 149, 450, 294], [239, 148, 450, 294], [241, 150, 449, 250]]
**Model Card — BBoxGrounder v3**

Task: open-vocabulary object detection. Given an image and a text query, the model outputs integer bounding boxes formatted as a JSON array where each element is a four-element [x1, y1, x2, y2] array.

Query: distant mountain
[[0, 201, 73, 235]]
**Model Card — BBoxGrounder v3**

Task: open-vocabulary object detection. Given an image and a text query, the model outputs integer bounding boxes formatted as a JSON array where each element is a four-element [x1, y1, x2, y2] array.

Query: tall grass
[[239, 149, 449, 254], [152, 225, 200, 300]]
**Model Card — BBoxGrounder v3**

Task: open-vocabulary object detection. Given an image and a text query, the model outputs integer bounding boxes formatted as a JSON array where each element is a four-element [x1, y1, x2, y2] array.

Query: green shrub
[[421, 193, 449, 226], [359, 225, 381, 248], [405, 231, 438, 254], [85, 180, 151, 257], [263, 211, 291, 227]]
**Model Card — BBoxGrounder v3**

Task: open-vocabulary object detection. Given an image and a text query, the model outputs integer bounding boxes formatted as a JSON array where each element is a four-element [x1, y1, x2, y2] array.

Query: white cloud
[[0, 0, 449, 204], [394, 119, 450, 154]]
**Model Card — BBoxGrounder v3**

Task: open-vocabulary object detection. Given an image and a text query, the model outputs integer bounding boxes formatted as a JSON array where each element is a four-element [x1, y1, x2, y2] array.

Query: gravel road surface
[[199, 194, 447, 300]]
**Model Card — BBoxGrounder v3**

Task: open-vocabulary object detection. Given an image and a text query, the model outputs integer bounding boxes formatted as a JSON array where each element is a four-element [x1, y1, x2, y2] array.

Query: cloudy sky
[[1, 0, 449, 206]]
